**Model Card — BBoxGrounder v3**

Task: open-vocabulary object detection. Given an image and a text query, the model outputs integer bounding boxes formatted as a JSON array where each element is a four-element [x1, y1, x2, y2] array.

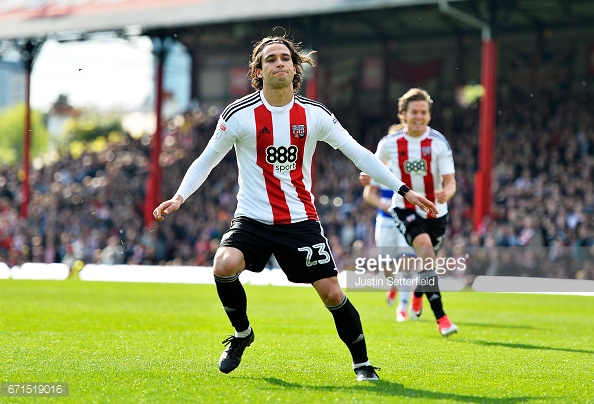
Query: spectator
[[0, 89, 592, 281]]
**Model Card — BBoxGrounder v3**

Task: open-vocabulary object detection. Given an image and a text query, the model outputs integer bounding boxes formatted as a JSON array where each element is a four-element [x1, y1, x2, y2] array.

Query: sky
[[28, 36, 191, 112]]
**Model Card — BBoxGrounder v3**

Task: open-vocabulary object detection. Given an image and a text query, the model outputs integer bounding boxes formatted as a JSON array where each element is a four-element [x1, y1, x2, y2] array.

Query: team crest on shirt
[[291, 124, 306, 138], [421, 146, 431, 157]]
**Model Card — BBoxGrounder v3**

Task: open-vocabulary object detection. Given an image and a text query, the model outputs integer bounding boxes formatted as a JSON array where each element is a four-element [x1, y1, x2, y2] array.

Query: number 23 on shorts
[[298, 243, 331, 267]]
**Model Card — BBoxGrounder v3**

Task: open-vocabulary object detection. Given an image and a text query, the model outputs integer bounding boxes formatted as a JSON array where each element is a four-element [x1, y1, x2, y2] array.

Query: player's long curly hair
[[249, 34, 316, 93]]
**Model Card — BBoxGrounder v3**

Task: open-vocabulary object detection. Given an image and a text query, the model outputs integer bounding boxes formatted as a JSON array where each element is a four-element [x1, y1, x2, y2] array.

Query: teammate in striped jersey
[[153, 35, 437, 381], [374, 88, 458, 336], [360, 154, 415, 322]]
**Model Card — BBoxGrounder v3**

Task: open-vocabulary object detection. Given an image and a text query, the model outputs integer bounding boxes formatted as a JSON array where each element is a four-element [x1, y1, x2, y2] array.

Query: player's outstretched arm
[[153, 195, 184, 221], [338, 139, 439, 216]]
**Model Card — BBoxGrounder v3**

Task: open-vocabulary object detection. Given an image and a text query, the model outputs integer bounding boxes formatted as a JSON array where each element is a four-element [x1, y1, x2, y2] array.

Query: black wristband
[[397, 184, 411, 197]]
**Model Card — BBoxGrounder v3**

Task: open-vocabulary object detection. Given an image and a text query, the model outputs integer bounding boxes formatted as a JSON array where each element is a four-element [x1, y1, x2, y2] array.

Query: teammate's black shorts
[[391, 208, 448, 252], [219, 216, 338, 284]]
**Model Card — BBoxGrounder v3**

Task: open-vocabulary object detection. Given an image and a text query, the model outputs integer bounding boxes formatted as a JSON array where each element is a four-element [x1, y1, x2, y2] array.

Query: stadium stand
[[0, 89, 593, 282]]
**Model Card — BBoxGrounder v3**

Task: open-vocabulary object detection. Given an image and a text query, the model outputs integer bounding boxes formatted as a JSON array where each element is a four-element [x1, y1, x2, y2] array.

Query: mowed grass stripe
[[1, 279, 593, 403]]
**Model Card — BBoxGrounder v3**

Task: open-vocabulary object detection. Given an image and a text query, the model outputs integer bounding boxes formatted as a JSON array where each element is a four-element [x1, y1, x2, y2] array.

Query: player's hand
[[153, 195, 184, 221], [404, 190, 438, 217], [359, 172, 371, 186], [434, 189, 449, 204]]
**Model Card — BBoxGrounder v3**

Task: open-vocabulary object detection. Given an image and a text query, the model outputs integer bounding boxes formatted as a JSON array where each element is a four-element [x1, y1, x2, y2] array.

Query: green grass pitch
[[1, 279, 593, 403]]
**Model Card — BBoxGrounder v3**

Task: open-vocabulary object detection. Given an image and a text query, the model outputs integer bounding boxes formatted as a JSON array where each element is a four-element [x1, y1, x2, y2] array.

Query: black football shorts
[[219, 216, 338, 283], [391, 208, 448, 253]]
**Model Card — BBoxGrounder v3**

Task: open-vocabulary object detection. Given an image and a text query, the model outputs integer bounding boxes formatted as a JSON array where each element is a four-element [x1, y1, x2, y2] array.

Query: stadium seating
[[0, 90, 592, 282]]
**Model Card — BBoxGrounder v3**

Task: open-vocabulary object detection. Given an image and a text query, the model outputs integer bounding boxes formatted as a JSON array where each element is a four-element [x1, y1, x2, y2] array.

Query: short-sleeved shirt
[[375, 127, 455, 219]]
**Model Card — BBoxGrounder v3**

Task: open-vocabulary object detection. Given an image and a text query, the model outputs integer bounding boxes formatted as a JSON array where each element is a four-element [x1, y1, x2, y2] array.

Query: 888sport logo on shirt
[[266, 145, 298, 172], [403, 159, 428, 176]]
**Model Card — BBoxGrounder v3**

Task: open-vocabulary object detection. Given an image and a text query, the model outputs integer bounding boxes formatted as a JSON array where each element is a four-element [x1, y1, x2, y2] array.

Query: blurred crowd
[[0, 89, 593, 281]]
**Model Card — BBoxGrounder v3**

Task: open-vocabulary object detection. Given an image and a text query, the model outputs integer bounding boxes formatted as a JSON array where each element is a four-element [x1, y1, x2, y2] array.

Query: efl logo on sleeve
[[215, 122, 226, 139], [332, 116, 346, 132]]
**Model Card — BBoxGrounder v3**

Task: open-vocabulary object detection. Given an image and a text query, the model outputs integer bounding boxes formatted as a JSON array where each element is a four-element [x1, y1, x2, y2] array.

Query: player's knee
[[414, 237, 432, 249], [322, 287, 344, 307], [412, 235, 434, 258], [213, 247, 244, 277]]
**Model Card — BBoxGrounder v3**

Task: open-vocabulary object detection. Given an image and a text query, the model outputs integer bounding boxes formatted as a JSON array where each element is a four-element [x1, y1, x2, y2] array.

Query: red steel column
[[473, 39, 498, 230], [144, 44, 165, 227], [19, 40, 41, 218], [20, 67, 32, 218]]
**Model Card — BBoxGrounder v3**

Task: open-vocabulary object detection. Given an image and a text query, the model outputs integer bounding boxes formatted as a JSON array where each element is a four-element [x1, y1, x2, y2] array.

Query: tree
[[55, 111, 124, 158], [0, 103, 49, 165], [61, 111, 123, 144]]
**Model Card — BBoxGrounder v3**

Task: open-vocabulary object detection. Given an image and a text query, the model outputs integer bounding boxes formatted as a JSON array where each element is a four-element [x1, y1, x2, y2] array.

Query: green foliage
[[61, 112, 122, 143], [1, 280, 593, 403], [0, 103, 49, 165], [54, 111, 124, 158]]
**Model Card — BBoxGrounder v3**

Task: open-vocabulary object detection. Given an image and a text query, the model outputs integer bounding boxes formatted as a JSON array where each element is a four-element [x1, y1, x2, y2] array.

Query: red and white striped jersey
[[176, 90, 400, 225], [376, 127, 455, 219]]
